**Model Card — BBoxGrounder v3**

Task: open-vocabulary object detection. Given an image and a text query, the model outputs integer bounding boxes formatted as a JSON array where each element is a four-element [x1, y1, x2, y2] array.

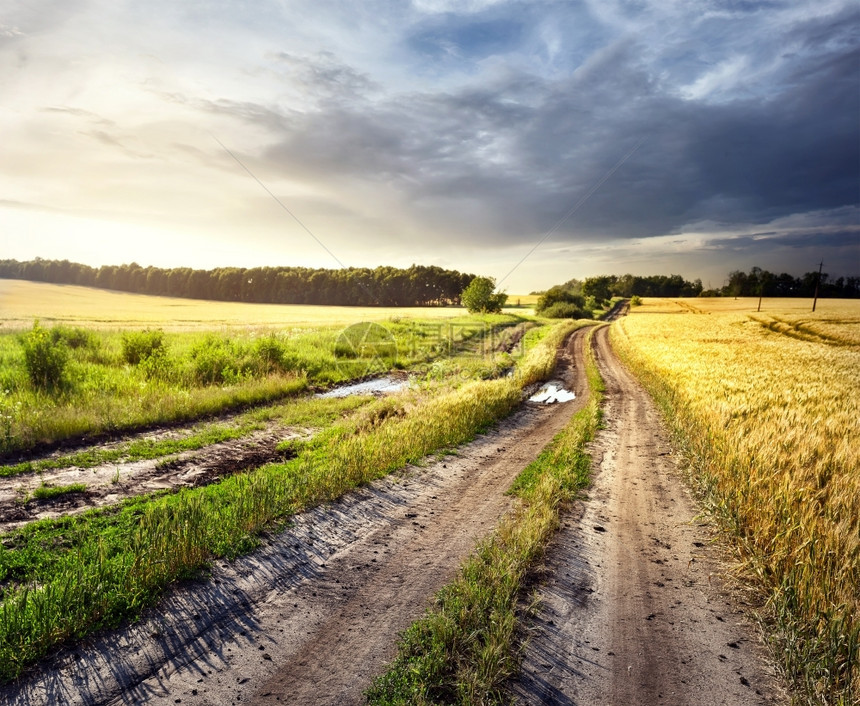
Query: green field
[[0, 280, 542, 457]]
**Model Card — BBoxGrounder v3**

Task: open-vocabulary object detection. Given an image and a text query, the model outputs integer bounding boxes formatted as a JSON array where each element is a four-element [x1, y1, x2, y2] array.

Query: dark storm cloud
[[174, 0, 857, 270], [685, 50, 860, 222], [245, 36, 851, 245], [705, 229, 860, 252]]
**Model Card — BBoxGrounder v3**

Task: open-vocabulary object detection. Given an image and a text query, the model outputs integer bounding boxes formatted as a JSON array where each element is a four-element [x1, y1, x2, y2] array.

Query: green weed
[[29, 483, 88, 502]]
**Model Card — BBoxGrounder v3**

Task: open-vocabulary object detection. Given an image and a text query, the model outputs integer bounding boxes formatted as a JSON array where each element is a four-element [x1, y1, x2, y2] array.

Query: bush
[[121, 329, 166, 365], [631, 295, 643, 306], [21, 322, 68, 392], [253, 335, 288, 374], [540, 302, 593, 320], [189, 335, 241, 385], [535, 286, 585, 315], [49, 326, 98, 350], [461, 277, 507, 314]]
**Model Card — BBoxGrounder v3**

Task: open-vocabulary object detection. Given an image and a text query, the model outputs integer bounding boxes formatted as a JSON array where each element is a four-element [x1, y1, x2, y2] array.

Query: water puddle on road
[[529, 382, 576, 404], [316, 376, 409, 398]]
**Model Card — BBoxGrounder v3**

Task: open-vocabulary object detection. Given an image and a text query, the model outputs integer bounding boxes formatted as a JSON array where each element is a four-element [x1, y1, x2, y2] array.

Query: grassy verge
[[0, 320, 584, 682], [365, 325, 604, 705], [0, 395, 372, 479]]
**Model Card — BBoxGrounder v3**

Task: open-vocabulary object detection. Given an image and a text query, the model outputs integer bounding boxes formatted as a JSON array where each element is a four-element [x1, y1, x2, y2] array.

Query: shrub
[[631, 295, 643, 306], [21, 322, 68, 392], [535, 286, 585, 315], [253, 335, 287, 374], [189, 335, 241, 385], [540, 302, 593, 320], [461, 277, 508, 314], [49, 326, 98, 350], [121, 329, 166, 365]]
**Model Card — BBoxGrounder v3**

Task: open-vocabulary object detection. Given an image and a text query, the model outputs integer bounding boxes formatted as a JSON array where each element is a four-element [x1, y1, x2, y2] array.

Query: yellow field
[[0, 279, 479, 331], [504, 293, 540, 307], [613, 297, 860, 701]]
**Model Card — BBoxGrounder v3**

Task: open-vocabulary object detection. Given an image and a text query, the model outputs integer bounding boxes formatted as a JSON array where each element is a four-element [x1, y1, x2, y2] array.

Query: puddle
[[529, 383, 576, 404], [317, 376, 408, 398]]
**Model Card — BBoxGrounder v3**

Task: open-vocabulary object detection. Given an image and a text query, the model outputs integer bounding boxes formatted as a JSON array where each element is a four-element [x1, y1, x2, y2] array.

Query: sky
[[1, 0, 858, 293]]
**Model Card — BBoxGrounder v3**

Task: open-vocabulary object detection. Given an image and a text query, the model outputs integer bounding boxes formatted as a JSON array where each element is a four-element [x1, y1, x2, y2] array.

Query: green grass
[[28, 483, 88, 502], [366, 325, 605, 705], [0, 319, 581, 682], [0, 315, 527, 457]]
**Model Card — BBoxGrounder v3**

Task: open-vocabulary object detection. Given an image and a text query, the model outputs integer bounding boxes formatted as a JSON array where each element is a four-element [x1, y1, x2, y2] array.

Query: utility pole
[[812, 261, 823, 312]]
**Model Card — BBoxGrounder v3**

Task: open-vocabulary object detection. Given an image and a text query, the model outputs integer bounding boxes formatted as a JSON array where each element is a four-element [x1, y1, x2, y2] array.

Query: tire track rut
[[510, 325, 787, 705]]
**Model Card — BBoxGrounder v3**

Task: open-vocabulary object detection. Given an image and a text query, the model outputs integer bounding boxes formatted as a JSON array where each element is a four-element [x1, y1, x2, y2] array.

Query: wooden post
[[812, 261, 823, 312]]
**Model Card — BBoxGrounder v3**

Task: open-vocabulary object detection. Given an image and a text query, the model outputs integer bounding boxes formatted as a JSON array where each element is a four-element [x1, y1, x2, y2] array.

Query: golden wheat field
[[612, 297, 860, 701], [0, 279, 538, 330], [0, 279, 462, 330]]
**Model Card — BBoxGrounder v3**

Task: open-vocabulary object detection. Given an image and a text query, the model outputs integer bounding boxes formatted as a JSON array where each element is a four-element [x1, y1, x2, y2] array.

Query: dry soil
[[508, 325, 786, 705]]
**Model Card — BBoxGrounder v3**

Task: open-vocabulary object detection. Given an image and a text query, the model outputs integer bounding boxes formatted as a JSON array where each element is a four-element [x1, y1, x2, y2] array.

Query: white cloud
[[680, 55, 750, 101]]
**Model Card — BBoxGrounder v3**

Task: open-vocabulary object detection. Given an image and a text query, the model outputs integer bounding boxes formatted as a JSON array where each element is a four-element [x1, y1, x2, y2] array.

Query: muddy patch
[[316, 375, 409, 398], [0, 427, 305, 533]]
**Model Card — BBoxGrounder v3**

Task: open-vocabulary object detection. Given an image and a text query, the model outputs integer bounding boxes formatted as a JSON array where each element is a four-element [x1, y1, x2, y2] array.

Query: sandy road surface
[[509, 325, 786, 705], [2, 328, 591, 706]]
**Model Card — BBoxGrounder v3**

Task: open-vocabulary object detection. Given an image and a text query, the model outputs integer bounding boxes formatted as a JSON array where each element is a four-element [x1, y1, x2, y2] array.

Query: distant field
[[504, 293, 540, 307], [635, 295, 859, 317], [0, 279, 536, 329], [0, 280, 470, 330]]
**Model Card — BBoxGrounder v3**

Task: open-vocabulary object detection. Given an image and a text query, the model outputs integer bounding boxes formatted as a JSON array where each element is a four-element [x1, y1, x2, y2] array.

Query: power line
[[497, 138, 645, 289], [211, 135, 349, 271]]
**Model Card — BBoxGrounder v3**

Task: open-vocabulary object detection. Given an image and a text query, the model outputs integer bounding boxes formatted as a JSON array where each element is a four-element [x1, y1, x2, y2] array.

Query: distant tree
[[536, 286, 586, 313], [582, 276, 615, 304], [461, 276, 507, 313]]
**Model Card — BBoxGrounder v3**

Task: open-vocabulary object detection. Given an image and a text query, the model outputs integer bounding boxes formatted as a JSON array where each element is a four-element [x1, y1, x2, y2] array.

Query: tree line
[[545, 269, 859, 300], [0, 259, 476, 307], [543, 274, 705, 301], [717, 267, 860, 298]]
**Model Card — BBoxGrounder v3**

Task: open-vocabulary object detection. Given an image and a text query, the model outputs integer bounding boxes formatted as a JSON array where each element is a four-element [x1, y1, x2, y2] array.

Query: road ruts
[[509, 325, 787, 706], [3, 328, 592, 706]]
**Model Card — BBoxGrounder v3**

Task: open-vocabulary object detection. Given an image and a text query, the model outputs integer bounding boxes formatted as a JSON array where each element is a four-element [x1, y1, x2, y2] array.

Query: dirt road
[[509, 326, 786, 705], [3, 329, 590, 706]]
